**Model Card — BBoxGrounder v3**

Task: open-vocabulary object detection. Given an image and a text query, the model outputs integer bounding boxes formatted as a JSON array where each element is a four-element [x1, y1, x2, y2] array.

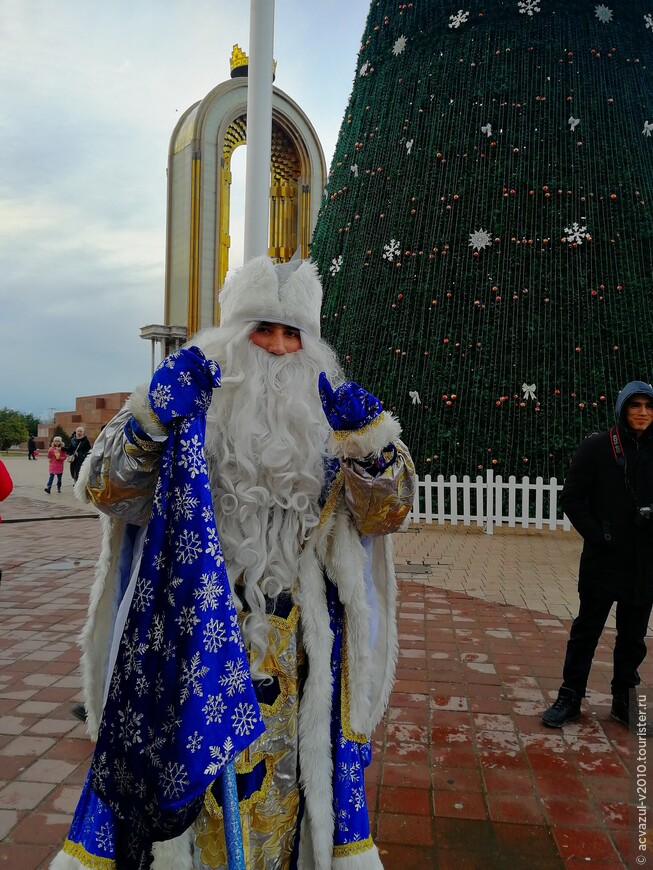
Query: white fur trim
[[152, 831, 195, 869], [322, 510, 372, 734], [328, 413, 402, 460], [296, 813, 316, 869], [365, 537, 399, 732], [296, 543, 336, 870], [73, 452, 93, 503], [49, 833, 196, 869], [318, 510, 398, 736], [317, 502, 365, 608], [219, 256, 323, 337], [332, 844, 385, 869], [49, 853, 84, 870], [127, 383, 168, 436], [79, 514, 126, 741]]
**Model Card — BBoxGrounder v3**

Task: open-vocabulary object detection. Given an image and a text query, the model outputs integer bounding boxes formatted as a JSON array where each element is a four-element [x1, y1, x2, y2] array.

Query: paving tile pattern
[[0, 458, 650, 868]]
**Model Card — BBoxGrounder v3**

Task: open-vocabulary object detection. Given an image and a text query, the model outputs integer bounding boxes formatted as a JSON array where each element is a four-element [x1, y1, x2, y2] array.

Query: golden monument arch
[[164, 46, 327, 339]]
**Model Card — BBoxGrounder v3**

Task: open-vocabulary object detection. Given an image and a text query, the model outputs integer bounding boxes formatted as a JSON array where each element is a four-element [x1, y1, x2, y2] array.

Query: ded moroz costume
[[52, 256, 415, 870]]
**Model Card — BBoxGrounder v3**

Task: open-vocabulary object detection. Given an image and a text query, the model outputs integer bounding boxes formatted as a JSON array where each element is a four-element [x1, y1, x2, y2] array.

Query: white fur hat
[[219, 255, 323, 337]]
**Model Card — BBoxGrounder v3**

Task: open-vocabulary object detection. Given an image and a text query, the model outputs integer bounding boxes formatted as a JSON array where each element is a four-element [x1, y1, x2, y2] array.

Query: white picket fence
[[410, 469, 572, 534]]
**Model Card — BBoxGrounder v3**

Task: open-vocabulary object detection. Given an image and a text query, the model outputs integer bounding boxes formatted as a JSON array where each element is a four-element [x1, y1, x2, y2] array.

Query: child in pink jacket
[[45, 436, 66, 493]]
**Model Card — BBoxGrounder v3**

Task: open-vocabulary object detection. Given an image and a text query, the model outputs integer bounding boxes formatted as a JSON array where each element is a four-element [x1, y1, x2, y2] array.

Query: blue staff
[[219, 761, 246, 869]]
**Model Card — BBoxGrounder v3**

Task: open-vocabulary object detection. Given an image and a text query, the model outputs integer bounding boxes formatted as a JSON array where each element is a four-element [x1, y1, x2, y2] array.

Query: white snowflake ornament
[[160, 761, 190, 800], [393, 35, 408, 56], [469, 228, 493, 251], [203, 693, 227, 724], [330, 255, 343, 275], [150, 384, 173, 410], [232, 701, 258, 736], [448, 9, 469, 29], [175, 529, 203, 564], [383, 239, 401, 261], [518, 0, 541, 16], [96, 823, 114, 852], [595, 4, 613, 23], [565, 222, 589, 245], [204, 736, 235, 775], [203, 618, 227, 653]]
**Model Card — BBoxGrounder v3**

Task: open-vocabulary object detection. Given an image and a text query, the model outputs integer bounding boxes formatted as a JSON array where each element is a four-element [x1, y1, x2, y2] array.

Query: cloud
[[0, 0, 370, 418]]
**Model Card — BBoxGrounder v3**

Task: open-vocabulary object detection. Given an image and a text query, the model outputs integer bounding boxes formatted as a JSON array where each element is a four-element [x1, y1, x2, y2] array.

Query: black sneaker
[[541, 688, 582, 728], [71, 704, 87, 723], [44, 487, 51, 494], [610, 694, 630, 726]]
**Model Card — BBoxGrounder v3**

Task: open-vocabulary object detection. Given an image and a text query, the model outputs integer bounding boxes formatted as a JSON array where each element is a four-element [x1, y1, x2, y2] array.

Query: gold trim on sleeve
[[62, 839, 116, 869], [126, 431, 166, 453], [318, 470, 344, 528], [340, 619, 369, 744], [333, 835, 375, 857], [330, 415, 384, 441]]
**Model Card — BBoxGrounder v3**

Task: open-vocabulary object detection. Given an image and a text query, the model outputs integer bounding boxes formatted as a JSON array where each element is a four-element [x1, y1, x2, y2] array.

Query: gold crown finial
[[230, 44, 249, 73]]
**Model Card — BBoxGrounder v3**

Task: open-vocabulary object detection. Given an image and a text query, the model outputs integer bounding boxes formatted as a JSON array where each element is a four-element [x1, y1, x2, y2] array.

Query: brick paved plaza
[[0, 455, 650, 868]]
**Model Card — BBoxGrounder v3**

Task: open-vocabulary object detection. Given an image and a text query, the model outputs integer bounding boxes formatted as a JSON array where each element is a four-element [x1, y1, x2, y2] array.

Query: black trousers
[[562, 590, 652, 697]]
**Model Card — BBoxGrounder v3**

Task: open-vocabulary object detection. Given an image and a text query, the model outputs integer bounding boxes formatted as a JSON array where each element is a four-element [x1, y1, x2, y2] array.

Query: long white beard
[[200, 329, 341, 675]]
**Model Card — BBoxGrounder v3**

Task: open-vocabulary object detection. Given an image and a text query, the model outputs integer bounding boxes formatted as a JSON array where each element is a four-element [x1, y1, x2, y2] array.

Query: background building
[[150, 45, 327, 361], [37, 392, 131, 447]]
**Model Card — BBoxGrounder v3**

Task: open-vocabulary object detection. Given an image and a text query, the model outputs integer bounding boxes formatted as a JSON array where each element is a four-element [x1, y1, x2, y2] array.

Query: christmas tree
[[311, 0, 653, 480]]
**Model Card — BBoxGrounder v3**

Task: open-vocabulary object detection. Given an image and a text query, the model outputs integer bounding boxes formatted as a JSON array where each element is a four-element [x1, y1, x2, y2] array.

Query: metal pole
[[221, 9, 276, 861], [219, 762, 246, 870], [485, 468, 494, 535], [243, 0, 275, 261]]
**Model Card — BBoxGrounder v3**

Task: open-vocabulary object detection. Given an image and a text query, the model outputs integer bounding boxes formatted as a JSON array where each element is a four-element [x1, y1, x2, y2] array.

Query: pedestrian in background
[[27, 434, 37, 460], [45, 436, 66, 494], [542, 380, 653, 729], [67, 427, 91, 483]]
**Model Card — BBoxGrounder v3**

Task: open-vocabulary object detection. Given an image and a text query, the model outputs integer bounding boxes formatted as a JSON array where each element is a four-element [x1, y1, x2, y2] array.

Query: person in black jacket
[[67, 426, 91, 483], [542, 380, 653, 729]]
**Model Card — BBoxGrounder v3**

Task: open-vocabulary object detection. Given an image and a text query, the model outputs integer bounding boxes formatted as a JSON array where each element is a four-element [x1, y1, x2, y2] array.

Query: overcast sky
[[0, 0, 369, 420]]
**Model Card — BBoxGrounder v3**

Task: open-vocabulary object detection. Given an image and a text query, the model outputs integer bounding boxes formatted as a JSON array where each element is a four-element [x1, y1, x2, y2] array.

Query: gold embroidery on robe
[[333, 835, 375, 857], [195, 604, 302, 869], [340, 621, 368, 745], [318, 470, 344, 529]]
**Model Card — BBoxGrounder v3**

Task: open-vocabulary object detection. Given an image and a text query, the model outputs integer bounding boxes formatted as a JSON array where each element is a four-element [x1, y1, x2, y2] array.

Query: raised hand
[[149, 346, 221, 426], [318, 372, 383, 432]]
